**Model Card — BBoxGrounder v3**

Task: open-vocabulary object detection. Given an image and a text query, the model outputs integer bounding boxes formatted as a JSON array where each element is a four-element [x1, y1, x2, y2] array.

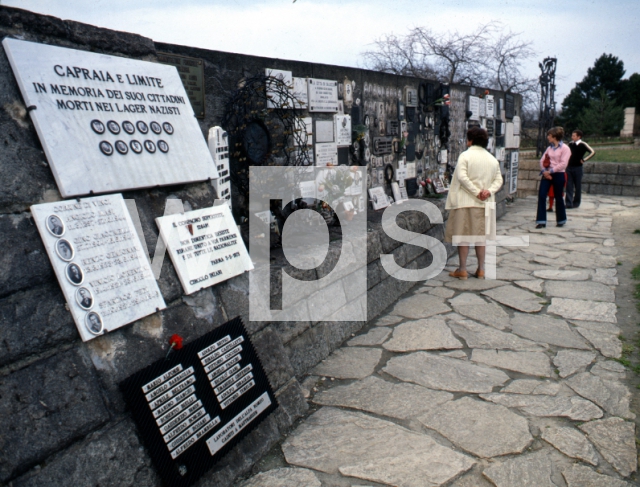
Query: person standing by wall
[[445, 127, 503, 279], [536, 127, 571, 228], [565, 129, 595, 209]]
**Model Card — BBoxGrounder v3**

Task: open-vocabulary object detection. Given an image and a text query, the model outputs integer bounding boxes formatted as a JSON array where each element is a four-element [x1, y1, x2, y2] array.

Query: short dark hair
[[572, 129, 583, 138], [547, 126, 564, 141], [467, 126, 488, 148]]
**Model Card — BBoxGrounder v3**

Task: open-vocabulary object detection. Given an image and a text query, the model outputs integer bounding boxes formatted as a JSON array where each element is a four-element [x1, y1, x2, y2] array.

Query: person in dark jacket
[[565, 129, 595, 209]]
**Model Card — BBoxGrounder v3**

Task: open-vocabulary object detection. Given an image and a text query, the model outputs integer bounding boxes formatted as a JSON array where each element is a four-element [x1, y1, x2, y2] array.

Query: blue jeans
[[537, 173, 567, 225]]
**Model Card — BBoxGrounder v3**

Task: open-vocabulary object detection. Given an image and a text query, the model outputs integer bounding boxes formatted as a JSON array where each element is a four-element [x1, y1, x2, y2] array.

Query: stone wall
[[0, 6, 509, 486], [516, 159, 640, 198]]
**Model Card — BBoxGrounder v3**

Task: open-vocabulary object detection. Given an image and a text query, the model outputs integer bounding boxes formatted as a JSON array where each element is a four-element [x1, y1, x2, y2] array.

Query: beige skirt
[[445, 207, 489, 244]]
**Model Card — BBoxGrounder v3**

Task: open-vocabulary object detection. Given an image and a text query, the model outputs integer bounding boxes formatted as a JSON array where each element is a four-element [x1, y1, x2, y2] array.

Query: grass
[[590, 149, 640, 163], [634, 229, 640, 234]]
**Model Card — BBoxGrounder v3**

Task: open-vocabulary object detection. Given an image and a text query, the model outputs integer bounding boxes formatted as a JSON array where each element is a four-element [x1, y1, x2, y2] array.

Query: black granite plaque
[[120, 317, 277, 487]]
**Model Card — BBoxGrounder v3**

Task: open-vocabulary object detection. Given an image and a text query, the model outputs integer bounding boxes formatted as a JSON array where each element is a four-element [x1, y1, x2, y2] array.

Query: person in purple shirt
[[536, 127, 571, 228]]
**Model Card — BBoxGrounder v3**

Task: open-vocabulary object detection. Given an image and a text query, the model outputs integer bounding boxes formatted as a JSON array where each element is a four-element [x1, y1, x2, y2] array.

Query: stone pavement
[[238, 195, 640, 487]]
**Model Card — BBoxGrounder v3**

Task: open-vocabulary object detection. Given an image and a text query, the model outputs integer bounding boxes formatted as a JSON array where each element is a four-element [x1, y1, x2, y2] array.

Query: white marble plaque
[[334, 114, 352, 146], [292, 77, 309, 109], [3, 38, 218, 198], [307, 78, 339, 112], [265, 68, 293, 109], [369, 186, 390, 210], [468, 95, 480, 121], [314, 142, 338, 167], [406, 162, 416, 178], [315, 120, 335, 143], [31, 194, 166, 342], [509, 151, 519, 194], [486, 95, 495, 118], [156, 204, 253, 295]]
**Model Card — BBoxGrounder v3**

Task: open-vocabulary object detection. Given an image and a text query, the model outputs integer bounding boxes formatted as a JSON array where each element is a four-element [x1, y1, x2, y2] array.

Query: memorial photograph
[[54, 239, 74, 261], [85, 311, 104, 335], [76, 287, 94, 310], [65, 263, 84, 285]]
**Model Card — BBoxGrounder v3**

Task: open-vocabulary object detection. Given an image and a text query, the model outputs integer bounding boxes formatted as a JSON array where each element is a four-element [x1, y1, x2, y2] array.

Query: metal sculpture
[[537, 57, 557, 157]]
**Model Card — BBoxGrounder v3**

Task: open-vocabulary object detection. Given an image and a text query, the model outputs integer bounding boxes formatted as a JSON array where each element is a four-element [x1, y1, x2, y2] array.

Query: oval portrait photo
[[76, 287, 94, 310], [55, 239, 74, 261], [65, 263, 84, 285], [46, 214, 65, 236], [85, 312, 104, 335]]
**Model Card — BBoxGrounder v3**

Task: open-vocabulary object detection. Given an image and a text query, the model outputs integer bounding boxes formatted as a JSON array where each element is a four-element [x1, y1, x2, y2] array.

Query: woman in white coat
[[445, 126, 503, 279]]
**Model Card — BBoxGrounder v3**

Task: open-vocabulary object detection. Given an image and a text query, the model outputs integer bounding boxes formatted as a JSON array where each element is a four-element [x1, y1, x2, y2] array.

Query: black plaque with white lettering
[[120, 317, 277, 487]]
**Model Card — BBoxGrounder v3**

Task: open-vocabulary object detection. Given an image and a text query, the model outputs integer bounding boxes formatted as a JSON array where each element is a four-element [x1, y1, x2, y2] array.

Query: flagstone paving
[[239, 195, 639, 486]]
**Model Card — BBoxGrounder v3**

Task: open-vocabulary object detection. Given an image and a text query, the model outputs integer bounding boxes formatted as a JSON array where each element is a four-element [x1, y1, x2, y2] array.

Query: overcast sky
[[4, 0, 640, 103]]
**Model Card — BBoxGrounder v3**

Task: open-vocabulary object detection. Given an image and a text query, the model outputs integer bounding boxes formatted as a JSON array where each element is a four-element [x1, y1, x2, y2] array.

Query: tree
[[620, 73, 640, 111], [578, 90, 624, 136], [558, 54, 626, 132], [362, 22, 536, 89]]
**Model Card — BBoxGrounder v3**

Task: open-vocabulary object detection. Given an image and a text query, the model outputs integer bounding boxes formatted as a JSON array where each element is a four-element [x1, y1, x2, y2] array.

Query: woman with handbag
[[536, 127, 570, 228], [445, 127, 503, 279]]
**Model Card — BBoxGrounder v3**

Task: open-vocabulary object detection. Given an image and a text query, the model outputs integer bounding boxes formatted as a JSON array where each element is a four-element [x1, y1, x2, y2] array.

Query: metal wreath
[[221, 73, 312, 198]]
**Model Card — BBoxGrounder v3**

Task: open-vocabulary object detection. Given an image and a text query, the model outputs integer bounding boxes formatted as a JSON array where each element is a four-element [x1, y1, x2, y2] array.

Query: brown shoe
[[449, 269, 468, 280], [474, 269, 485, 279]]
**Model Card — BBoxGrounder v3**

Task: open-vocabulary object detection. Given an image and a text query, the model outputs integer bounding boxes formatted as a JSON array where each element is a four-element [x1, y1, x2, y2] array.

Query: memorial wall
[[0, 6, 520, 486]]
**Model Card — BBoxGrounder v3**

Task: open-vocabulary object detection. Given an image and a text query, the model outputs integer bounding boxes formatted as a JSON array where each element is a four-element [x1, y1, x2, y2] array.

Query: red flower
[[169, 334, 183, 350], [484, 89, 490, 95]]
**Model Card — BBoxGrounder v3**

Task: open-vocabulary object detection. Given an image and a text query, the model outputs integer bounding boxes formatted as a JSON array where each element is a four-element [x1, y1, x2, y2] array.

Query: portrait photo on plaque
[[3, 38, 218, 198], [76, 287, 94, 310], [156, 204, 254, 295], [120, 317, 278, 487], [31, 194, 166, 342]]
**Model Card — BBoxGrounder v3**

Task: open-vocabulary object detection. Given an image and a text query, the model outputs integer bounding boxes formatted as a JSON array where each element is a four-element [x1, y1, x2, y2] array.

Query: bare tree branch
[[362, 22, 537, 103]]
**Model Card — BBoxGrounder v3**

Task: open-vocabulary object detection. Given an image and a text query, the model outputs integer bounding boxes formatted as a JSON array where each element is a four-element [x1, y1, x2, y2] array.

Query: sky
[[4, 0, 640, 104]]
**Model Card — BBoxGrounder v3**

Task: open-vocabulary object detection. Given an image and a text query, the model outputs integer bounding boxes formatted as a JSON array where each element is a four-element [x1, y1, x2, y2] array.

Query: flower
[[169, 334, 183, 350]]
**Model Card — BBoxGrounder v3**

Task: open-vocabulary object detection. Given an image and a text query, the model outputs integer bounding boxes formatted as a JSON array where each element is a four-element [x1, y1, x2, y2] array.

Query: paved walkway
[[238, 194, 640, 487]]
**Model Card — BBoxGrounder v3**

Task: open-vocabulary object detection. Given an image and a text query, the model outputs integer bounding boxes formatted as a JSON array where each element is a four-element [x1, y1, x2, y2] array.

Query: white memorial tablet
[[3, 38, 218, 197], [369, 186, 390, 210], [334, 114, 352, 147], [156, 204, 253, 295], [314, 142, 338, 167], [31, 194, 166, 342], [468, 95, 480, 121], [307, 78, 339, 112]]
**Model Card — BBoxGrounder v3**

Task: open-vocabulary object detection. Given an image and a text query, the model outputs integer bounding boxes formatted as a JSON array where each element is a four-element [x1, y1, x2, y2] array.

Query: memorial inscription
[[31, 194, 166, 341], [307, 78, 339, 112], [3, 38, 217, 197], [120, 318, 277, 487], [156, 204, 253, 295]]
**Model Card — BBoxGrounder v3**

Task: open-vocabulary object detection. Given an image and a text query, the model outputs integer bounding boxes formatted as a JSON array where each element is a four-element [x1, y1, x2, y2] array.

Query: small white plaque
[[406, 162, 416, 178], [3, 38, 218, 197], [31, 194, 166, 342], [468, 96, 480, 121], [292, 77, 309, 109], [299, 180, 316, 199], [265, 68, 293, 109], [486, 95, 495, 118], [334, 114, 352, 147], [156, 205, 253, 295], [315, 120, 335, 143], [314, 142, 338, 167], [369, 186, 390, 210], [307, 78, 339, 112]]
